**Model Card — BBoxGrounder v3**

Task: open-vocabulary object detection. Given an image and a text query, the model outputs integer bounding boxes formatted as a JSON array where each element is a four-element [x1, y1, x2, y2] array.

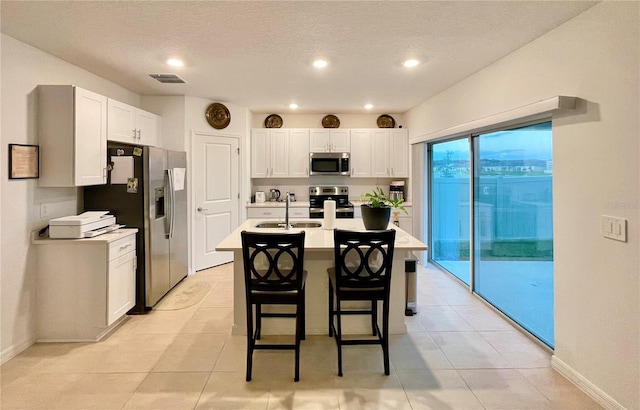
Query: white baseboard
[[1, 336, 36, 365], [551, 355, 627, 410]]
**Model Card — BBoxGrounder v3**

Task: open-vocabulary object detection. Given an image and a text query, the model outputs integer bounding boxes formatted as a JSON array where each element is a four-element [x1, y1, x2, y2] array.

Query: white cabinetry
[[372, 129, 409, 178], [288, 129, 311, 177], [349, 129, 409, 178], [107, 99, 159, 146], [309, 129, 350, 152], [33, 229, 137, 342], [395, 206, 413, 235], [38, 85, 107, 187], [251, 129, 310, 178], [247, 206, 310, 219], [350, 129, 373, 177]]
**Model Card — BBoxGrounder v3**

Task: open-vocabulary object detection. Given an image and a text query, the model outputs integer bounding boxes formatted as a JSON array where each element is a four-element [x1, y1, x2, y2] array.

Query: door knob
[[197, 207, 208, 212]]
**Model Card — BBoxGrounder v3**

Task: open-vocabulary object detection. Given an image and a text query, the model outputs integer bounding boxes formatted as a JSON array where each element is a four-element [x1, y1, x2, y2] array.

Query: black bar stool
[[241, 231, 306, 382], [327, 228, 396, 376]]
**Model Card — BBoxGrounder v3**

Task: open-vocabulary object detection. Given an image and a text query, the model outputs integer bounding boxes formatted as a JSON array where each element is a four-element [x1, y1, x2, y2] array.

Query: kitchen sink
[[291, 222, 322, 228], [254, 221, 322, 229]]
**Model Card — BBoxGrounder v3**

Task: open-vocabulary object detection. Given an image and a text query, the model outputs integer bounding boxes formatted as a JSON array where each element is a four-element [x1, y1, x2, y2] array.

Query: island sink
[[254, 221, 322, 229]]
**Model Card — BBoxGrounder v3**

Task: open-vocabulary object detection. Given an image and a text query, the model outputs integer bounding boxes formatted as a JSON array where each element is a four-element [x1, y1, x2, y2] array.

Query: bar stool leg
[[246, 304, 254, 381], [371, 299, 378, 336], [328, 281, 334, 337], [382, 299, 390, 375], [336, 299, 343, 377]]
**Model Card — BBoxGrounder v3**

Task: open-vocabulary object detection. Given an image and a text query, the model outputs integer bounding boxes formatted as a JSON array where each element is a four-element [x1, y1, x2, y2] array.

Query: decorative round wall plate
[[205, 103, 231, 129], [322, 114, 340, 128], [264, 114, 283, 128], [377, 114, 395, 128]]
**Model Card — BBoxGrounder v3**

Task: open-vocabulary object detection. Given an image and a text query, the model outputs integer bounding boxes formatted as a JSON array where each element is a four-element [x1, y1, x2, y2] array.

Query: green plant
[[361, 187, 407, 214]]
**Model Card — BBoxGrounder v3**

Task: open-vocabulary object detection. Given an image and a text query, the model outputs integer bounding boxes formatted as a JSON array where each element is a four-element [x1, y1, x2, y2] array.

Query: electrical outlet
[[601, 215, 627, 242], [40, 204, 49, 218]]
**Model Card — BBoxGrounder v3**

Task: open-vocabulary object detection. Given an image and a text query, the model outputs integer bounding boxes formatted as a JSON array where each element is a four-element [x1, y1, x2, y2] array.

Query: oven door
[[309, 207, 354, 219], [336, 207, 354, 218], [309, 207, 324, 218]]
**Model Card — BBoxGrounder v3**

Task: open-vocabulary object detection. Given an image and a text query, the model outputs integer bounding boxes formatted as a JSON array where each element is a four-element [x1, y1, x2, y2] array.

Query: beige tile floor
[[1, 262, 602, 409]]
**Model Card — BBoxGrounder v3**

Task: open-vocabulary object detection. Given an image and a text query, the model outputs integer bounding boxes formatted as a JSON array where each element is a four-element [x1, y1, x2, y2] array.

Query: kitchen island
[[216, 219, 427, 336]]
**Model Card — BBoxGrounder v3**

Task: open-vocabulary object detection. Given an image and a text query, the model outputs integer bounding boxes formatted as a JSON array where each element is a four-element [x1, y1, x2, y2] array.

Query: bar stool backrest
[[241, 231, 306, 293], [332, 229, 396, 290]]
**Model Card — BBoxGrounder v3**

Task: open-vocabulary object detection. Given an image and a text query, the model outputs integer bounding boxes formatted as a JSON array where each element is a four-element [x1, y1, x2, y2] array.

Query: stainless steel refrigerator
[[83, 144, 188, 313]]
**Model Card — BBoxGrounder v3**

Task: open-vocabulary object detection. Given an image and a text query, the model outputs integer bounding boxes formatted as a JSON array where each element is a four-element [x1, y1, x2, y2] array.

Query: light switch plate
[[601, 215, 627, 242]]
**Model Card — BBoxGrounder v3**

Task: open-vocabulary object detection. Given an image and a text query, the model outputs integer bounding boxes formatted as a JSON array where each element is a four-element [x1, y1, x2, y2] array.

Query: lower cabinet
[[33, 229, 138, 342], [247, 206, 310, 219]]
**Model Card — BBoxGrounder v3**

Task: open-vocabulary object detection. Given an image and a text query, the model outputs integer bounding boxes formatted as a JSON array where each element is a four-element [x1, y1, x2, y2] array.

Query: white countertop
[[216, 219, 427, 251], [247, 200, 411, 207], [32, 228, 138, 244]]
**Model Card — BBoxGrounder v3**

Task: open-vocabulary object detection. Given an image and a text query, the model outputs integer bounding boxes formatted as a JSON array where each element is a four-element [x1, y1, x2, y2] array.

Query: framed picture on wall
[[9, 144, 39, 179]]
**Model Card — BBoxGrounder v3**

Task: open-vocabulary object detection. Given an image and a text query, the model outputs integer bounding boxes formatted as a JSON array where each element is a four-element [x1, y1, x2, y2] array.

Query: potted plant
[[360, 187, 407, 230]]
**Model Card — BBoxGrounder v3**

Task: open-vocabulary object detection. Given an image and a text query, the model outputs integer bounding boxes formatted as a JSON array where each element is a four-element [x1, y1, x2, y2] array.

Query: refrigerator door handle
[[167, 168, 176, 239]]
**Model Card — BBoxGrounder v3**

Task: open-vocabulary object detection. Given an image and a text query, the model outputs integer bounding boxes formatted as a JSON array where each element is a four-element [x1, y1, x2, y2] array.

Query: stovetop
[[308, 186, 353, 208]]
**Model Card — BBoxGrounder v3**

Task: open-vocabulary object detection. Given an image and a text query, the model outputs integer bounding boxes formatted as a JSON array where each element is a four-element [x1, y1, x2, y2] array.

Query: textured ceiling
[[1, 1, 597, 114]]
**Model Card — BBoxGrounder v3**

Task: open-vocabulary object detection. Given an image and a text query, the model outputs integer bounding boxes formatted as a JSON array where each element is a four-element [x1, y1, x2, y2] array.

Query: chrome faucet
[[284, 191, 291, 230]]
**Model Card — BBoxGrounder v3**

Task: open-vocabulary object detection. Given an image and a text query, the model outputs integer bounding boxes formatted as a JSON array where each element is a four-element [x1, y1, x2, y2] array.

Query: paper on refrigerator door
[[172, 168, 186, 191], [110, 156, 134, 184]]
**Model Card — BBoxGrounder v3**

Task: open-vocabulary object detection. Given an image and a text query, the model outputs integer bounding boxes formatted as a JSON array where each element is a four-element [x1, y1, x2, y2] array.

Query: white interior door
[[193, 133, 240, 270]]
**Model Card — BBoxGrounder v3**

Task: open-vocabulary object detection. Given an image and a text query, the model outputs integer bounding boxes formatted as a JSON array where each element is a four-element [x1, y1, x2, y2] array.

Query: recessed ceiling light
[[166, 58, 184, 67], [313, 60, 328, 69], [289, 103, 298, 109], [364, 104, 373, 110], [403, 59, 419, 68]]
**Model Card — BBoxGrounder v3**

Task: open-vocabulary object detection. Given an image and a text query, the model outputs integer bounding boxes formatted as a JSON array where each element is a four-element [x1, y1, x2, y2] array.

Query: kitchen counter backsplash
[[247, 201, 310, 208]]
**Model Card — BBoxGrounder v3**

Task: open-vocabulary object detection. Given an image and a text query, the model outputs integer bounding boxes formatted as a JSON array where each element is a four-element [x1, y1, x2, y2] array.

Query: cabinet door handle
[[119, 244, 131, 251], [136, 129, 141, 140], [132, 129, 137, 139], [391, 167, 394, 175]]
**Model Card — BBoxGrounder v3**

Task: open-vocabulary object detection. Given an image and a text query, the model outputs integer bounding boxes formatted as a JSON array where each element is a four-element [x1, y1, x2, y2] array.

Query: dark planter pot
[[361, 205, 391, 230]]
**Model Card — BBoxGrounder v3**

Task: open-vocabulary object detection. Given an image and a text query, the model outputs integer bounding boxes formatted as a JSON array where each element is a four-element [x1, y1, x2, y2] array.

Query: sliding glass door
[[430, 139, 471, 285], [429, 121, 554, 347], [473, 122, 554, 346]]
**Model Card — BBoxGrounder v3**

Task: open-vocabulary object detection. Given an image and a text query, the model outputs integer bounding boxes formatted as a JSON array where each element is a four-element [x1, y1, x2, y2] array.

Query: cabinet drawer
[[247, 208, 284, 218], [108, 234, 136, 261], [289, 208, 309, 218]]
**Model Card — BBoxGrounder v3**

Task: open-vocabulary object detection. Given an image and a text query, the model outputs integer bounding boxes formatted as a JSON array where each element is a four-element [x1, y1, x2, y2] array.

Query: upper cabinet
[[107, 99, 159, 147], [309, 129, 350, 152], [349, 129, 373, 177], [288, 129, 311, 177], [251, 129, 310, 178], [372, 129, 409, 178], [38, 85, 107, 187], [350, 128, 409, 178]]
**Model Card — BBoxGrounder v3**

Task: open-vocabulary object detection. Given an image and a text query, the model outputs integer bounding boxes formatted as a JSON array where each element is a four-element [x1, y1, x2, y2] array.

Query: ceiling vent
[[149, 73, 187, 84]]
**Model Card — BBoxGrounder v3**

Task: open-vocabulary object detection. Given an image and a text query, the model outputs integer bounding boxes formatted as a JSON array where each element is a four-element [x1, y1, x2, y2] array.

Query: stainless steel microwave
[[309, 152, 350, 176]]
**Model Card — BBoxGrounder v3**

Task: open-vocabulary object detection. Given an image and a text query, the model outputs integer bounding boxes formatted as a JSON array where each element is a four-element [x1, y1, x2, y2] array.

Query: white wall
[[405, 3, 639, 409], [0, 34, 143, 361]]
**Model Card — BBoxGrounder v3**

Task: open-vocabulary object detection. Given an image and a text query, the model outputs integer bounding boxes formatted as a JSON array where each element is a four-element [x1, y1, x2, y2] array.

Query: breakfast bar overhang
[[216, 219, 428, 336]]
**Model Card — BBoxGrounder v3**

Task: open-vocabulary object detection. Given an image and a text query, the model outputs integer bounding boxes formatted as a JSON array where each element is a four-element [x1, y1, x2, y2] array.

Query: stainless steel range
[[309, 186, 354, 219]]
